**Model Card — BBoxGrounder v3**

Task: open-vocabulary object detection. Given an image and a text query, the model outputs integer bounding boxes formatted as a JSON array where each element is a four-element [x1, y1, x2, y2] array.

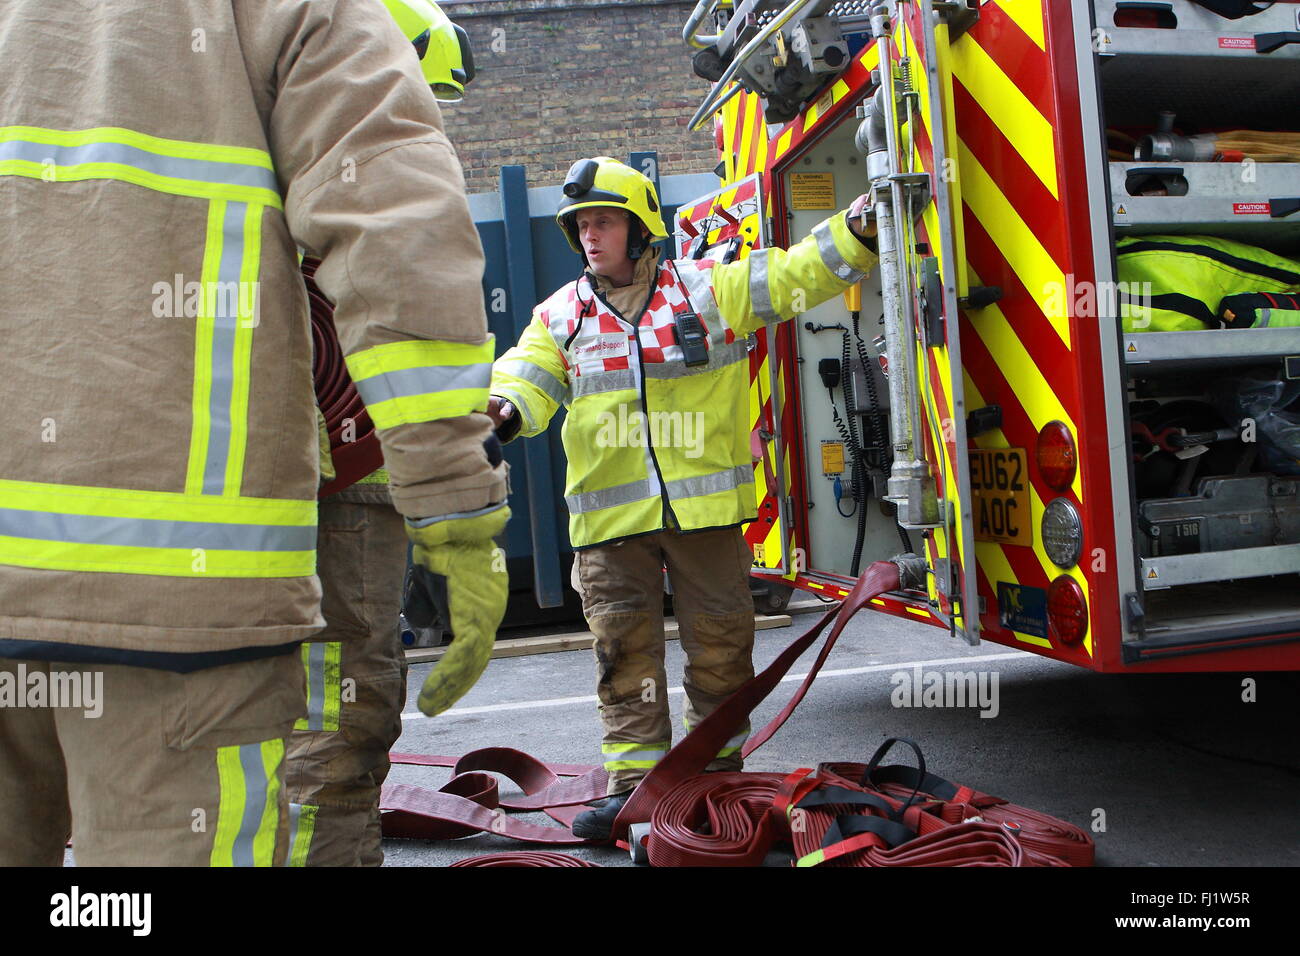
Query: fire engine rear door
[[886, 0, 981, 644]]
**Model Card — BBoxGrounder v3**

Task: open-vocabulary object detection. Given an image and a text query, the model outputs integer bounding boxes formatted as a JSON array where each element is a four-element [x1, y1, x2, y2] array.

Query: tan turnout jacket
[[0, 0, 506, 655]]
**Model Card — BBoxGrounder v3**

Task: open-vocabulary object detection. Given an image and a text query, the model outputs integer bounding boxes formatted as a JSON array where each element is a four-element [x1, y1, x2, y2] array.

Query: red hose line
[[302, 258, 384, 497], [450, 852, 600, 867]]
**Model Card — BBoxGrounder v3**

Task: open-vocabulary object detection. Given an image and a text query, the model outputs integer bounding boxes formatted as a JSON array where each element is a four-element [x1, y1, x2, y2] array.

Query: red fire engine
[[674, 0, 1300, 671]]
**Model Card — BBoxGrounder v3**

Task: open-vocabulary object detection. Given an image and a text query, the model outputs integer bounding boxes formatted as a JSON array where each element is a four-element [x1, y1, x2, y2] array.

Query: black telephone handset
[[673, 311, 710, 367]]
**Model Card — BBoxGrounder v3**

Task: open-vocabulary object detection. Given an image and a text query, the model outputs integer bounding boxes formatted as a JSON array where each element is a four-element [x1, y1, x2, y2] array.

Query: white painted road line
[[401, 651, 1031, 720]]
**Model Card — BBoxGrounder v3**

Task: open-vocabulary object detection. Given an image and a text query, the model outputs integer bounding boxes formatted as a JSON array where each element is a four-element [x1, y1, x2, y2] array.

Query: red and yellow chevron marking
[[719, 39, 882, 184], [884, 4, 980, 636], [947, 0, 1097, 660], [673, 174, 764, 257], [712, 35, 887, 581]]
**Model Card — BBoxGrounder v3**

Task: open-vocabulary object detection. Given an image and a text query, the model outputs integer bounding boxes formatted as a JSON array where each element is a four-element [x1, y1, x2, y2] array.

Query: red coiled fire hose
[[450, 852, 599, 868], [302, 259, 384, 497], [383, 562, 1095, 867], [646, 773, 786, 867]]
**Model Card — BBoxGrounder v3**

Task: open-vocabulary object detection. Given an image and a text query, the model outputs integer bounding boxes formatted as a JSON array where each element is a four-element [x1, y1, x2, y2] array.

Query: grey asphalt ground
[[383, 604, 1300, 868]]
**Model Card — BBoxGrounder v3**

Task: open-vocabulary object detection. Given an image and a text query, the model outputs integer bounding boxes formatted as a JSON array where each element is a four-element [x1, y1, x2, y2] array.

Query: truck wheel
[[756, 582, 794, 615]]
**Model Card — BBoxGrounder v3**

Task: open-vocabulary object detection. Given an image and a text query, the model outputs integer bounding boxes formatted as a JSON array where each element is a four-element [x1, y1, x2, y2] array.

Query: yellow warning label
[[1115, 204, 1128, 215], [821, 440, 846, 475], [792, 173, 836, 210], [1127, 342, 1138, 352], [753, 542, 765, 564], [1147, 567, 1159, 579]]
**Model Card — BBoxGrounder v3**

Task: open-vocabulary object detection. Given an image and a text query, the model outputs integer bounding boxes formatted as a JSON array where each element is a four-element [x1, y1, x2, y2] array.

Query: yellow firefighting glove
[[404, 501, 511, 716]]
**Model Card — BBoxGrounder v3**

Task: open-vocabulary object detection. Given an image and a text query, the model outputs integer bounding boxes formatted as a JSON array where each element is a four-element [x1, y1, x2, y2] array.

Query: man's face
[[575, 206, 631, 275]]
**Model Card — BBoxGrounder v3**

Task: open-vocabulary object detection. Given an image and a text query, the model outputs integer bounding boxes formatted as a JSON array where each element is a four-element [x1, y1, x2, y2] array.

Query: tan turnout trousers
[[283, 492, 409, 867], [0, 653, 303, 866], [572, 525, 756, 794]]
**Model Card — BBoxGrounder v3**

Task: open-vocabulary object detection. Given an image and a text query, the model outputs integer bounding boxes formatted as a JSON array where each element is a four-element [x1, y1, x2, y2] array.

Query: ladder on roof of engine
[[684, 0, 985, 645]]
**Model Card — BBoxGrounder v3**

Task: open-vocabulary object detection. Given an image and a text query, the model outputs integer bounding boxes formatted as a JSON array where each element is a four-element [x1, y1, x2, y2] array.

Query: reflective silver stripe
[[547, 312, 573, 352], [602, 748, 668, 765], [565, 478, 658, 514], [495, 359, 568, 405], [747, 248, 782, 323], [0, 139, 280, 193], [287, 802, 302, 851], [572, 368, 637, 398], [407, 500, 508, 529], [232, 743, 271, 867], [642, 339, 749, 379], [306, 642, 326, 732], [1259, 308, 1272, 328], [202, 200, 246, 494], [813, 220, 866, 283], [0, 507, 315, 551], [353, 362, 492, 408], [674, 260, 725, 332], [718, 730, 749, 755], [665, 464, 753, 501]]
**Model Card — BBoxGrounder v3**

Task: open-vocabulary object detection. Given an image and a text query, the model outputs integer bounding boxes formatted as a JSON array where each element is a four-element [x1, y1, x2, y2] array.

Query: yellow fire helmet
[[380, 0, 475, 102], [556, 157, 669, 260]]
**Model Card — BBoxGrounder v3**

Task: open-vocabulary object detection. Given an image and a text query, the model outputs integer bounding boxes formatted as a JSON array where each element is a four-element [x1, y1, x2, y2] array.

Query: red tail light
[[1048, 576, 1088, 646], [1037, 421, 1078, 491]]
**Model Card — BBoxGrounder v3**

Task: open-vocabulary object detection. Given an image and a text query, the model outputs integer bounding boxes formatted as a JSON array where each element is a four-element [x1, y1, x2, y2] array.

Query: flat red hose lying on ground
[[450, 852, 599, 867], [382, 750, 598, 842]]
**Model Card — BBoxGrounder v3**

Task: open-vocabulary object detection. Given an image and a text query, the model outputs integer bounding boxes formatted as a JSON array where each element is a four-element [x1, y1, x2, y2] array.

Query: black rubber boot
[[571, 790, 633, 841]]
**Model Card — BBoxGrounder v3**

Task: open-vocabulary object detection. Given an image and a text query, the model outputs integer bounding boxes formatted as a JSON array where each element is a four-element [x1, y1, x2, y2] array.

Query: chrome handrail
[[686, 0, 821, 131], [683, 0, 722, 49]]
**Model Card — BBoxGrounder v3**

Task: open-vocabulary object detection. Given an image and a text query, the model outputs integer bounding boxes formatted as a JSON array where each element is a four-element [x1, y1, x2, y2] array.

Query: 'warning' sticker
[[1147, 567, 1159, 580], [1114, 204, 1128, 216], [821, 440, 845, 476], [792, 173, 836, 211], [1218, 36, 1255, 49], [1234, 202, 1271, 216]]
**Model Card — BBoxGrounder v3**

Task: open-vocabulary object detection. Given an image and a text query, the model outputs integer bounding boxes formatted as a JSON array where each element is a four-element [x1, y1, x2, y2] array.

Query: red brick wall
[[440, 0, 719, 192]]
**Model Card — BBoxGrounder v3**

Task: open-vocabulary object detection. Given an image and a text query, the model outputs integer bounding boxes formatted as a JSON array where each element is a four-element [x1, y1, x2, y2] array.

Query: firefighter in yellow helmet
[[281, 1, 495, 867], [488, 157, 877, 839], [0, 0, 505, 866]]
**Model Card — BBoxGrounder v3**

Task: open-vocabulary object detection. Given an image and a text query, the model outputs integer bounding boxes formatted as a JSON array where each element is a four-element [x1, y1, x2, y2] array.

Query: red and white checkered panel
[[541, 264, 734, 376]]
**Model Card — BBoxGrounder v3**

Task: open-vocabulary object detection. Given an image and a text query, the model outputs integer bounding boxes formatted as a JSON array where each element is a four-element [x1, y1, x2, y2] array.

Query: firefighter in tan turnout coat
[[0, 0, 506, 866]]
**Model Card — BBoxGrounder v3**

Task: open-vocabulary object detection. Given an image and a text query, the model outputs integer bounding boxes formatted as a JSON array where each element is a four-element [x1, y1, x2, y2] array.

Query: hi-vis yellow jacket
[[492, 213, 877, 548], [0, 0, 505, 658]]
